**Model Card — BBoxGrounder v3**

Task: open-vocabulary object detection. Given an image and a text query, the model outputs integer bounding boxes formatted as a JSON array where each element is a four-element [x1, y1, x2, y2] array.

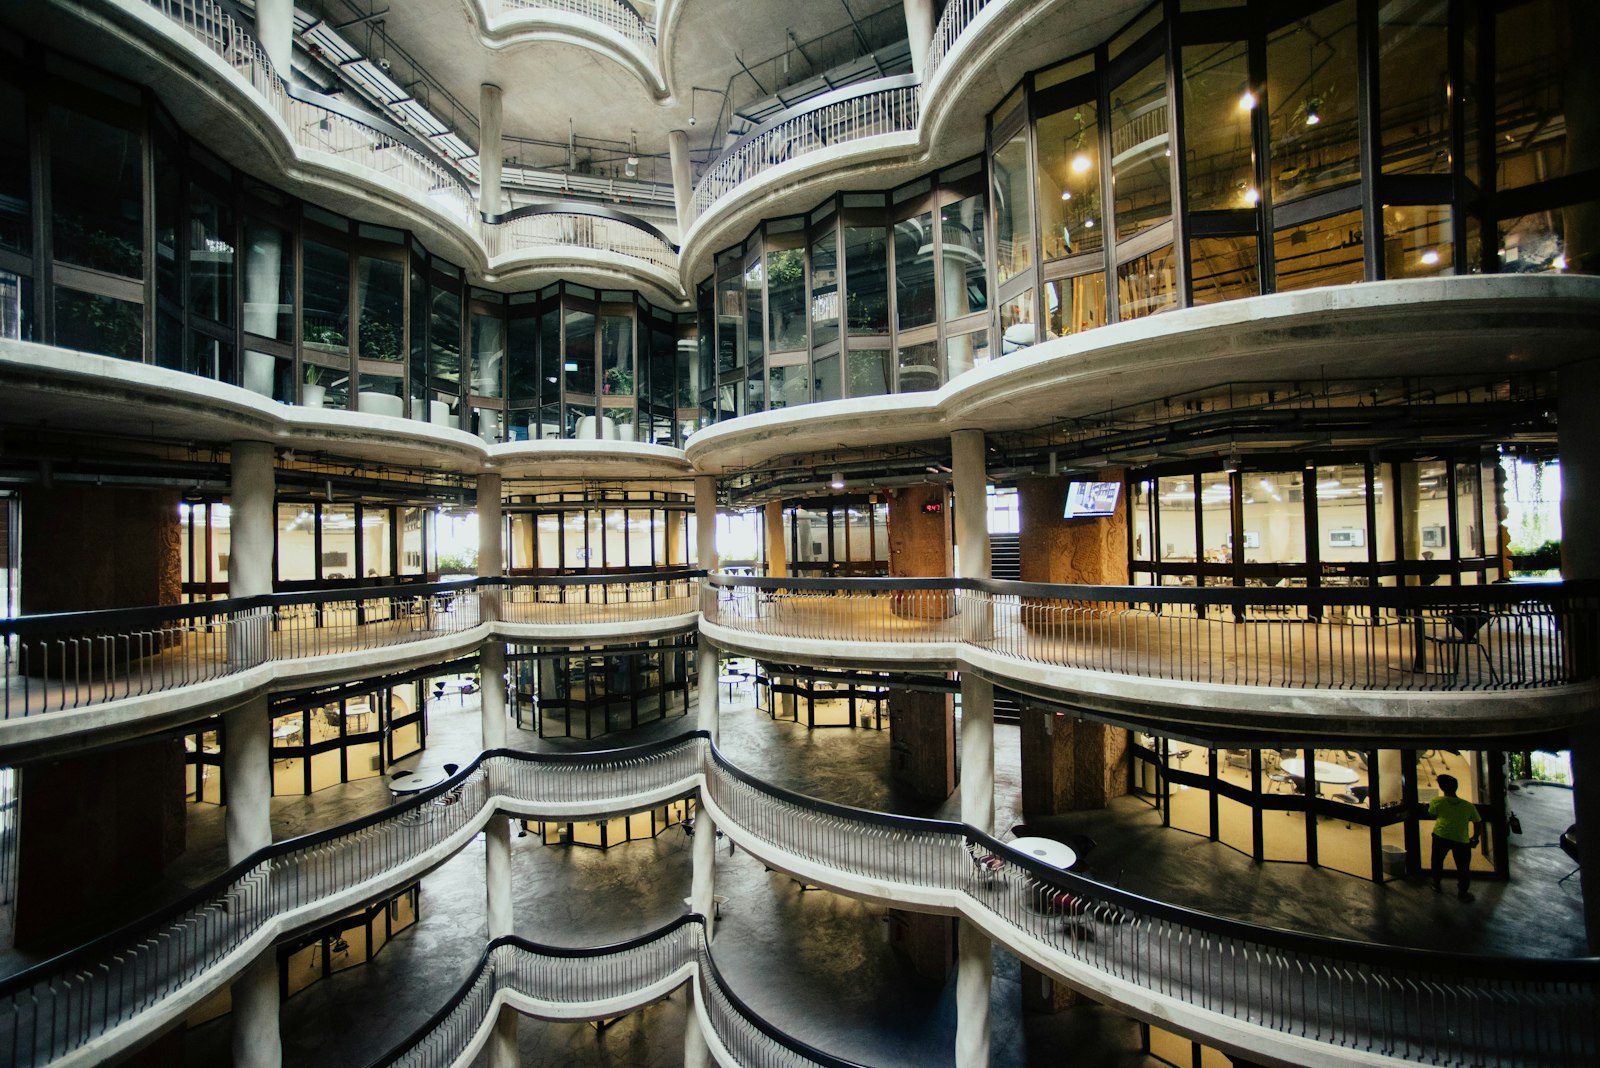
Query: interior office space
[[0, 0, 1598, 1066]]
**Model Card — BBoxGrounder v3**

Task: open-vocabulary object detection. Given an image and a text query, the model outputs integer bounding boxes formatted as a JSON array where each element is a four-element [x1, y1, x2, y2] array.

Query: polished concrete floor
[[24, 671, 1588, 1065]]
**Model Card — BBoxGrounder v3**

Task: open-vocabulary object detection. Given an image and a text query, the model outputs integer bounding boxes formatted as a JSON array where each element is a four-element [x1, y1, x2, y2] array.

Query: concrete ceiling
[[364, 0, 907, 157]]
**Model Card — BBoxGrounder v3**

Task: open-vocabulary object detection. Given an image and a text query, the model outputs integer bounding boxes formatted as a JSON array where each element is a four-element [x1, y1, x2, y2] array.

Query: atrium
[[0, 0, 1597, 1066]]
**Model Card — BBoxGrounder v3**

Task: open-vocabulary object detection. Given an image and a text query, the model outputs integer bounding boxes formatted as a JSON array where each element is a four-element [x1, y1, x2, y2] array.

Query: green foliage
[[435, 549, 477, 575]]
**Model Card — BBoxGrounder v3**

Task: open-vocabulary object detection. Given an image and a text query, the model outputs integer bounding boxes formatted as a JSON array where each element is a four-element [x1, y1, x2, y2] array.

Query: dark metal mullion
[[1356, 0, 1382, 281], [1098, 41, 1121, 322], [29, 66, 50, 340], [143, 92, 158, 367], [1446, 3, 1469, 274], [1166, 5, 1192, 308]]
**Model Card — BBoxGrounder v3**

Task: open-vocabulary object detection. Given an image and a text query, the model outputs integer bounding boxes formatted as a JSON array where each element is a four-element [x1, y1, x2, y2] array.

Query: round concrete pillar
[[954, 919, 991, 1068], [479, 84, 504, 218]]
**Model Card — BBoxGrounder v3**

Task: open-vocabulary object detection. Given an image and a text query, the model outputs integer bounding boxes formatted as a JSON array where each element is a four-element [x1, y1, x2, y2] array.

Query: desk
[[1009, 836, 1078, 870], [717, 674, 744, 701], [387, 771, 450, 796], [1279, 758, 1359, 792]]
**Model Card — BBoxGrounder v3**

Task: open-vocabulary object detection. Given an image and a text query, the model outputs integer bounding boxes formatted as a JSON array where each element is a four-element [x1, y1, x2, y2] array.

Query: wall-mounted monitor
[[1064, 481, 1122, 518]]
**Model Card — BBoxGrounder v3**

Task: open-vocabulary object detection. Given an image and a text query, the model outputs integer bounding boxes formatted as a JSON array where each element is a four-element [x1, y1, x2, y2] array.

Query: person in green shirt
[[1428, 773, 1483, 902]]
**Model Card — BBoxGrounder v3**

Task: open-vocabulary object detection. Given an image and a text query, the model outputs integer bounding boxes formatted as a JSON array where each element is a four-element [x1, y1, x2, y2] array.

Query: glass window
[[1378, 0, 1451, 175], [49, 105, 143, 277], [1273, 208, 1364, 291], [894, 212, 936, 330], [507, 315, 537, 405], [0, 78, 29, 254], [999, 290, 1035, 354], [54, 287, 142, 361], [302, 240, 350, 355], [564, 306, 595, 394], [357, 257, 403, 362], [813, 352, 842, 403], [1383, 204, 1453, 278], [408, 259, 427, 418], [1268, 1, 1361, 202], [470, 309, 504, 397], [1495, 0, 1570, 191], [1317, 463, 1369, 576], [992, 128, 1033, 282], [154, 141, 180, 304], [945, 328, 990, 381], [810, 229, 839, 351], [0, 271, 31, 342], [278, 504, 316, 581], [1183, 41, 1257, 211], [1199, 471, 1233, 567], [897, 341, 939, 393], [1189, 236, 1259, 304], [716, 271, 742, 372], [1037, 98, 1103, 260], [769, 363, 807, 408], [362, 506, 393, 577], [1044, 272, 1106, 336], [1116, 245, 1177, 320], [847, 348, 890, 398], [844, 225, 888, 334], [941, 195, 988, 321], [188, 183, 233, 325], [243, 220, 292, 341], [1110, 57, 1172, 240], [1497, 207, 1582, 275], [1240, 472, 1305, 564], [767, 248, 806, 352], [744, 256, 764, 368], [430, 284, 461, 400]]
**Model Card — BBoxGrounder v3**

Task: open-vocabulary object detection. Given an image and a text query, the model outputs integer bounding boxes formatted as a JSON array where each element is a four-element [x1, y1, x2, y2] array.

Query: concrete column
[[1020, 713, 1130, 818], [888, 690, 954, 800], [479, 84, 504, 218], [764, 499, 787, 577], [254, 0, 293, 76], [903, 0, 936, 81], [954, 919, 991, 1068], [478, 473, 504, 610], [1560, 360, 1600, 949], [669, 129, 694, 236], [682, 984, 712, 1068], [960, 672, 995, 835], [231, 954, 282, 1068], [691, 806, 716, 936], [697, 637, 719, 743], [951, 429, 989, 581], [695, 475, 717, 572], [225, 440, 279, 1066]]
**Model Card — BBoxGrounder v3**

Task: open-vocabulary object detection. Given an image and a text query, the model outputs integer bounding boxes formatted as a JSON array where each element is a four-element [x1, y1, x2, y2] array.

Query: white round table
[[1008, 836, 1078, 869], [1279, 758, 1360, 788]]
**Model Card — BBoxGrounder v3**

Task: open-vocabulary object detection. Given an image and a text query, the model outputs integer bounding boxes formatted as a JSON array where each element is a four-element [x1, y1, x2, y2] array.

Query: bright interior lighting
[[1061, 190, 1072, 200], [1305, 110, 1321, 126], [1070, 153, 1092, 174], [1084, 218, 1095, 228], [1553, 254, 1568, 270], [1239, 90, 1256, 111], [829, 472, 845, 489], [1243, 187, 1260, 206], [1420, 249, 1440, 265]]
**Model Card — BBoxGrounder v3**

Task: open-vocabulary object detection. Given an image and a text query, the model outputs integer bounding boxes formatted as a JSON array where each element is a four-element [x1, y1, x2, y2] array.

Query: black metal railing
[[0, 572, 703, 720], [705, 575, 1597, 692]]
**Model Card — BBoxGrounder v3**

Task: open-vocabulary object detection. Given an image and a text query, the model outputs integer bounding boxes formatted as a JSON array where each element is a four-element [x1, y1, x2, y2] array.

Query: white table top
[[1008, 836, 1078, 869], [1279, 758, 1360, 786]]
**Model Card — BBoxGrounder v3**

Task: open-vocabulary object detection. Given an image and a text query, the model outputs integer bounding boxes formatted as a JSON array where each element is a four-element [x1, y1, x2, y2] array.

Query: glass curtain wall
[[783, 497, 890, 576], [506, 491, 692, 575], [512, 641, 695, 739]]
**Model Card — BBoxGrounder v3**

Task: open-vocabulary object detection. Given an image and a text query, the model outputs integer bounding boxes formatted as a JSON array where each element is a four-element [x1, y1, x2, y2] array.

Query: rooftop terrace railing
[[704, 575, 1597, 692], [3, 731, 1595, 1067], [688, 76, 920, 222], [0, 572, 701, 721]]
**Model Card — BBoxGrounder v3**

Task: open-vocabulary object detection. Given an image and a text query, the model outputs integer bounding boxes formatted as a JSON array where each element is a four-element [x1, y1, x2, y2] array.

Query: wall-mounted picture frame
[[1327, 528, 1365, 548], [1421, 525, 1447, 548]]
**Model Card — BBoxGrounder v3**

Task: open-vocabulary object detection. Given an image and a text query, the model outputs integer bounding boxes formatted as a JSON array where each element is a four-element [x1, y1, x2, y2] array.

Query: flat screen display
[[1064, 481, 1121, 518]]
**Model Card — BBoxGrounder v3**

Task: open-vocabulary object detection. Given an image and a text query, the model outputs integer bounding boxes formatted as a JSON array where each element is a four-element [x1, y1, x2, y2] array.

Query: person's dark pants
[[1431, 833, 1472, 894]]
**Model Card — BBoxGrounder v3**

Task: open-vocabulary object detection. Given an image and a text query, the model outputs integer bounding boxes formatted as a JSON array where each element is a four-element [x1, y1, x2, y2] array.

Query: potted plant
[[302, 364, 327, 408]]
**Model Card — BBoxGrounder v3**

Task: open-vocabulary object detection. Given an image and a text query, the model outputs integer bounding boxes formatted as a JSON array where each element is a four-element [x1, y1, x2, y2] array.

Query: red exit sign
[[922, 501, 944, 514]]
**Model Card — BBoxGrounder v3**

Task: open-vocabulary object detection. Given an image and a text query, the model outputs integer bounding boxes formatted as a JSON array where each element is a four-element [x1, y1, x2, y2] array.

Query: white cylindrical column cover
[[669, 129, 693, 235], [694, 474, 717, 571], [951, 429, 989, 580], [255, 0, 293, 76], [903, 0, 935, 80], [691, 807, 716, 936], [959, 672, 995, 834], [478, 473, 504, 620], [230, 442, 275, 599], [487, 1007, 519, 1068], [682, 983, 711, 1068], [225, 441, 274, 864], [480, 640, 508, 749], [242, 228, 283, 340], [954, 919, 992, 1068], [230, 953, 282, 1068], [479, 84, 504, 218], [486, 815, 513, 938], [697, 638, 719, 743]]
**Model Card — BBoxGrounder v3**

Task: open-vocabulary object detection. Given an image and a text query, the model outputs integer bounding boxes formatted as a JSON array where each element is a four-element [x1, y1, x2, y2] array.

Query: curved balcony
[[482, 202, 680, 291], [479, 0, 656, 47], [0, 574, 701, 755], [6, 734, 1592, 1068], [702, 575, 1600, 734]]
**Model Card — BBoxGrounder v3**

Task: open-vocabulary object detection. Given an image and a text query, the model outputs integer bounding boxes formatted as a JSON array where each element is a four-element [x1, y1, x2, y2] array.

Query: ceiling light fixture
[[830, 472, 845, 489], [1304, 97, 1322, 126], [1070, 153, 1092, 174], [1420, 249, 1440, 266], [1239, 90, 1257, 111]]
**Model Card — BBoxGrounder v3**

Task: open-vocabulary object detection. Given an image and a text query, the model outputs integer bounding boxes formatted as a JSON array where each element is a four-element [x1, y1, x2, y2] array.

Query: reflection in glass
[[1383, 204, 1453, 278], [1182, 41, 1256, 211], [847, 348, 890, 398], [564, 306, 595, 393], [810, 230, 839, 351], [1037, 97, 1103, 258], [768, 363, 807, 408], [716, 271, 741, 372], [243, 220, 292, 341], [188, 183, 234, 324], [744, 256, 765, 368], [1273, 208, 1364, 291], [0, 78, 28, 253], [999, 290, 1034, 354], [1494, 0, 1569, 192], [894, 212, 936, 330], [844, 225, 888, 334], [940, 195, 988, 321], [1379, 0, 1451, 175], [897, 341, 939, 393], [357, 257, 403, 361], [303, 241, 350, 354], [55, 288, 142, 361], [599, 312, 631, 396], [813, 352, 841, 402], [767, 248, 807, 351], [993, 128, 1033, 281], [49, 105, 143, 276], [429, 283, 461, 401], [1109, 58, 1172, 240], [1116, 245, 1177, 320], [945, 328, 990, 381], [1044, 272, 1106, 336], [1267, 1, 1360, 202], [1189, 236, 1258, 304]]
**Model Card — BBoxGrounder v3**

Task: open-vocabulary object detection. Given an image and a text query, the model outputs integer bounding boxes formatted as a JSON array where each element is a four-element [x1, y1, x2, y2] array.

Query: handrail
[[926, 0, 995, 83], [484, 200, 679, 251], [481, 0, 655, 47], [2, 731, 1595, 1067], [482, 208, 678, 271]]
